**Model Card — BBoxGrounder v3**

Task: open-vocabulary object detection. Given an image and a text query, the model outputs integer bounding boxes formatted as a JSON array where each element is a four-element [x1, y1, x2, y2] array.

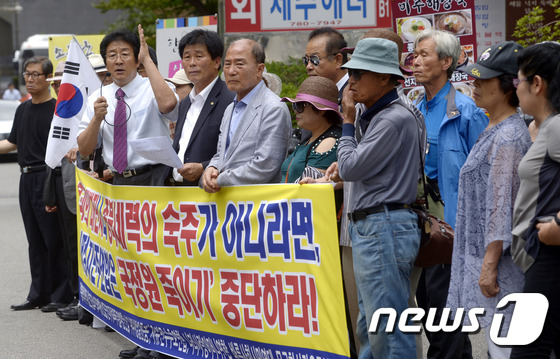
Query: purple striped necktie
[[113, 88, 127, 173]]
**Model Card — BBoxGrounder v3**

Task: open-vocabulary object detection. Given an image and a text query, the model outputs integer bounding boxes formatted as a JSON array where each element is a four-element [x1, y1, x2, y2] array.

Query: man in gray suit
[[201, 39, 291, 192]]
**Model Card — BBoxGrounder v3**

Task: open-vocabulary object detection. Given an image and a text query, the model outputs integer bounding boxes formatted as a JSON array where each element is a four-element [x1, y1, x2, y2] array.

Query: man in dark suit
[[168, 29, 234, 186], [304, 27, 349, 102], [301, 28, 349, 143]]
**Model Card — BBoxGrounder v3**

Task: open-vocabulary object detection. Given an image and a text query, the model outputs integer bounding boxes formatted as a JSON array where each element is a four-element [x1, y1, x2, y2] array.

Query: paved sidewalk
[[0, 162, 130, 359]]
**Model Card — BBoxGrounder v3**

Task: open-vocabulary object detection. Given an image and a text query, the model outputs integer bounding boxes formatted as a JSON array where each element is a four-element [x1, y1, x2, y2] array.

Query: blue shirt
[[226, 81, 264, 152], [420, 81, 450, 180], [414, 83, 488, 228]]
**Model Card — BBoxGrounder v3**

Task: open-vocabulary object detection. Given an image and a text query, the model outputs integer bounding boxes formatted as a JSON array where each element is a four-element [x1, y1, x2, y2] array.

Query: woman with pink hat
[[280, 76, 341, 183]]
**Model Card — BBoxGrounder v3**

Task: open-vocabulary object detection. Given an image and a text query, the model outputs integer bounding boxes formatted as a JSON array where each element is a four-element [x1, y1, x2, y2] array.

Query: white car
[[0, 100, 20, 157], [0, 100, 20, 140]]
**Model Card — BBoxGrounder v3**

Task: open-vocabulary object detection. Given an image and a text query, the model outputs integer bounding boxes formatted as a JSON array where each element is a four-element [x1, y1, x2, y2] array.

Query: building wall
[[15, 0, 121, 49]]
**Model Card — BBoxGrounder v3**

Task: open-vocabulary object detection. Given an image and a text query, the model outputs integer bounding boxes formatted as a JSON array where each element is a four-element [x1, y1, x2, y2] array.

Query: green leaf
[[512, 2, 560, 45]]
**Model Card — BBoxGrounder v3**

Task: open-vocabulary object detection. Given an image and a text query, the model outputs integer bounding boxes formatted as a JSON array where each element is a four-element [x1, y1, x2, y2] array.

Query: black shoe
[[119, 346, 139, 358], [57, 298, 79, 313], [10, 300, 47, 311], [133, 348, 151, 359], [56, 304, 78, 318], [56, 305, 79, 320], [56, 306, 71, 316], [41, 302, 69, 312], [56, 302, 78, 316], [78, 307, 93, 325]]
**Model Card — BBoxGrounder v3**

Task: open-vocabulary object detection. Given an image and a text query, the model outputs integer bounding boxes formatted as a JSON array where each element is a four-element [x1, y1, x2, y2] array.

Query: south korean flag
[[45, 36, 100, 168]]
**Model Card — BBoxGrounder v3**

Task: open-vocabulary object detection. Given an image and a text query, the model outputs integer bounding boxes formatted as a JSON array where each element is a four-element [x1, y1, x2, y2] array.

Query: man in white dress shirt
[[78, 25, 178, 186]]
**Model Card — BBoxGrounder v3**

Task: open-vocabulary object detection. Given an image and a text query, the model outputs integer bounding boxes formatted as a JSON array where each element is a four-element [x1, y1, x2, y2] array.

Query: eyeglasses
[[513, 76, 532, 89], [302, 54, 333, 66], [22, 72, 45, 79], [292, 101, 312, 113], [106, 52, 132, 61], [348, 68, 365, 81], [51, 81, 61, 87]]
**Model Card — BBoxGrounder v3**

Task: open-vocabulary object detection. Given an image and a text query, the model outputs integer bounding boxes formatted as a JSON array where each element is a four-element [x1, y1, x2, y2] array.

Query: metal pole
[[13, 0, 19, 52]]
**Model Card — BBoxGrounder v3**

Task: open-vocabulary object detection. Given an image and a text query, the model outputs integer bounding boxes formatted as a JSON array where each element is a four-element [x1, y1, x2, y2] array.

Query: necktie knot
[[116, 88, 125, 101]]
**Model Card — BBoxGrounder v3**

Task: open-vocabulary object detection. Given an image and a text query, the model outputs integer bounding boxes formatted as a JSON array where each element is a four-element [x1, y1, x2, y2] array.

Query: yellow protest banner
[[76, 169, 350, 359]]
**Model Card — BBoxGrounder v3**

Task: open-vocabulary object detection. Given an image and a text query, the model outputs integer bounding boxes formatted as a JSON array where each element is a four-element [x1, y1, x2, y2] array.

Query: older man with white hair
[[412, 30, 488, 359], [337, 37, 424, 358]]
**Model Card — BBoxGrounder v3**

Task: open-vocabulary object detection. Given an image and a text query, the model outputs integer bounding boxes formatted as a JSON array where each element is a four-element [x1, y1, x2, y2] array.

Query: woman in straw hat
[[446, 41, 531, 358], [280, 76, 341, 183]]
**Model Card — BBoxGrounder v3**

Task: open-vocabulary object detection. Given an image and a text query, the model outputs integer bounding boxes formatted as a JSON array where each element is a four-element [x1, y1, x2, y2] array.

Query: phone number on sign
[[290, 20, 342, 27]]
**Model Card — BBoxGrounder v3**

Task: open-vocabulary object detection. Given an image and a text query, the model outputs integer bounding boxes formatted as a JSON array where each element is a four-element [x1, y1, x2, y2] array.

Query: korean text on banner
[[45, 37, 101, 168], [76, 168, 350, 359]]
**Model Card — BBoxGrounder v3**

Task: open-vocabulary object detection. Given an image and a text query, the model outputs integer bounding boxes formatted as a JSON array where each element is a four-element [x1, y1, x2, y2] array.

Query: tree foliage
[[94, 0, 218, 46], [512, 0, 560, 46]]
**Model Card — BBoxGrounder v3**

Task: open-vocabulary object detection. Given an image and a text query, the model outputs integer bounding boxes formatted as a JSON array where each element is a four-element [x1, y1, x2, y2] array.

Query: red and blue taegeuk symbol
[[55, 83, 83, 118]]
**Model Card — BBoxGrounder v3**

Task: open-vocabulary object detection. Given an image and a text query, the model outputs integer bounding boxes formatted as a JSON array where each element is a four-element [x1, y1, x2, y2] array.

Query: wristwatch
[[555, 214, 560, 227]]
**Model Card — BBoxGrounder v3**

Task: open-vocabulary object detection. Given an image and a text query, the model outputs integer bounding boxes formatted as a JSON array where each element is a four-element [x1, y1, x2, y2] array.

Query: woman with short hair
[[446, 41, 532, 359]]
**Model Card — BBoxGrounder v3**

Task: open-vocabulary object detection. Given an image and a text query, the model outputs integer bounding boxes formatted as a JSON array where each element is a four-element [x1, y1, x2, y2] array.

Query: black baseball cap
[[460, 41, 523, 79]]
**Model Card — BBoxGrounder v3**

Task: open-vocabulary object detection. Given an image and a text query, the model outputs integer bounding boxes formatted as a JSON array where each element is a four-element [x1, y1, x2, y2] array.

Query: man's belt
[[20, 165, 46, 174], [348, 203, 410, 222], [113, 165, 153, 178]]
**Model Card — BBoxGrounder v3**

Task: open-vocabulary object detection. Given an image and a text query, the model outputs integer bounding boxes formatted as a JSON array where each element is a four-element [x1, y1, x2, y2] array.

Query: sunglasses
[[348, 68, 365, 81], [302, 54, 333, 67], [292, 101, 312, 114]]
